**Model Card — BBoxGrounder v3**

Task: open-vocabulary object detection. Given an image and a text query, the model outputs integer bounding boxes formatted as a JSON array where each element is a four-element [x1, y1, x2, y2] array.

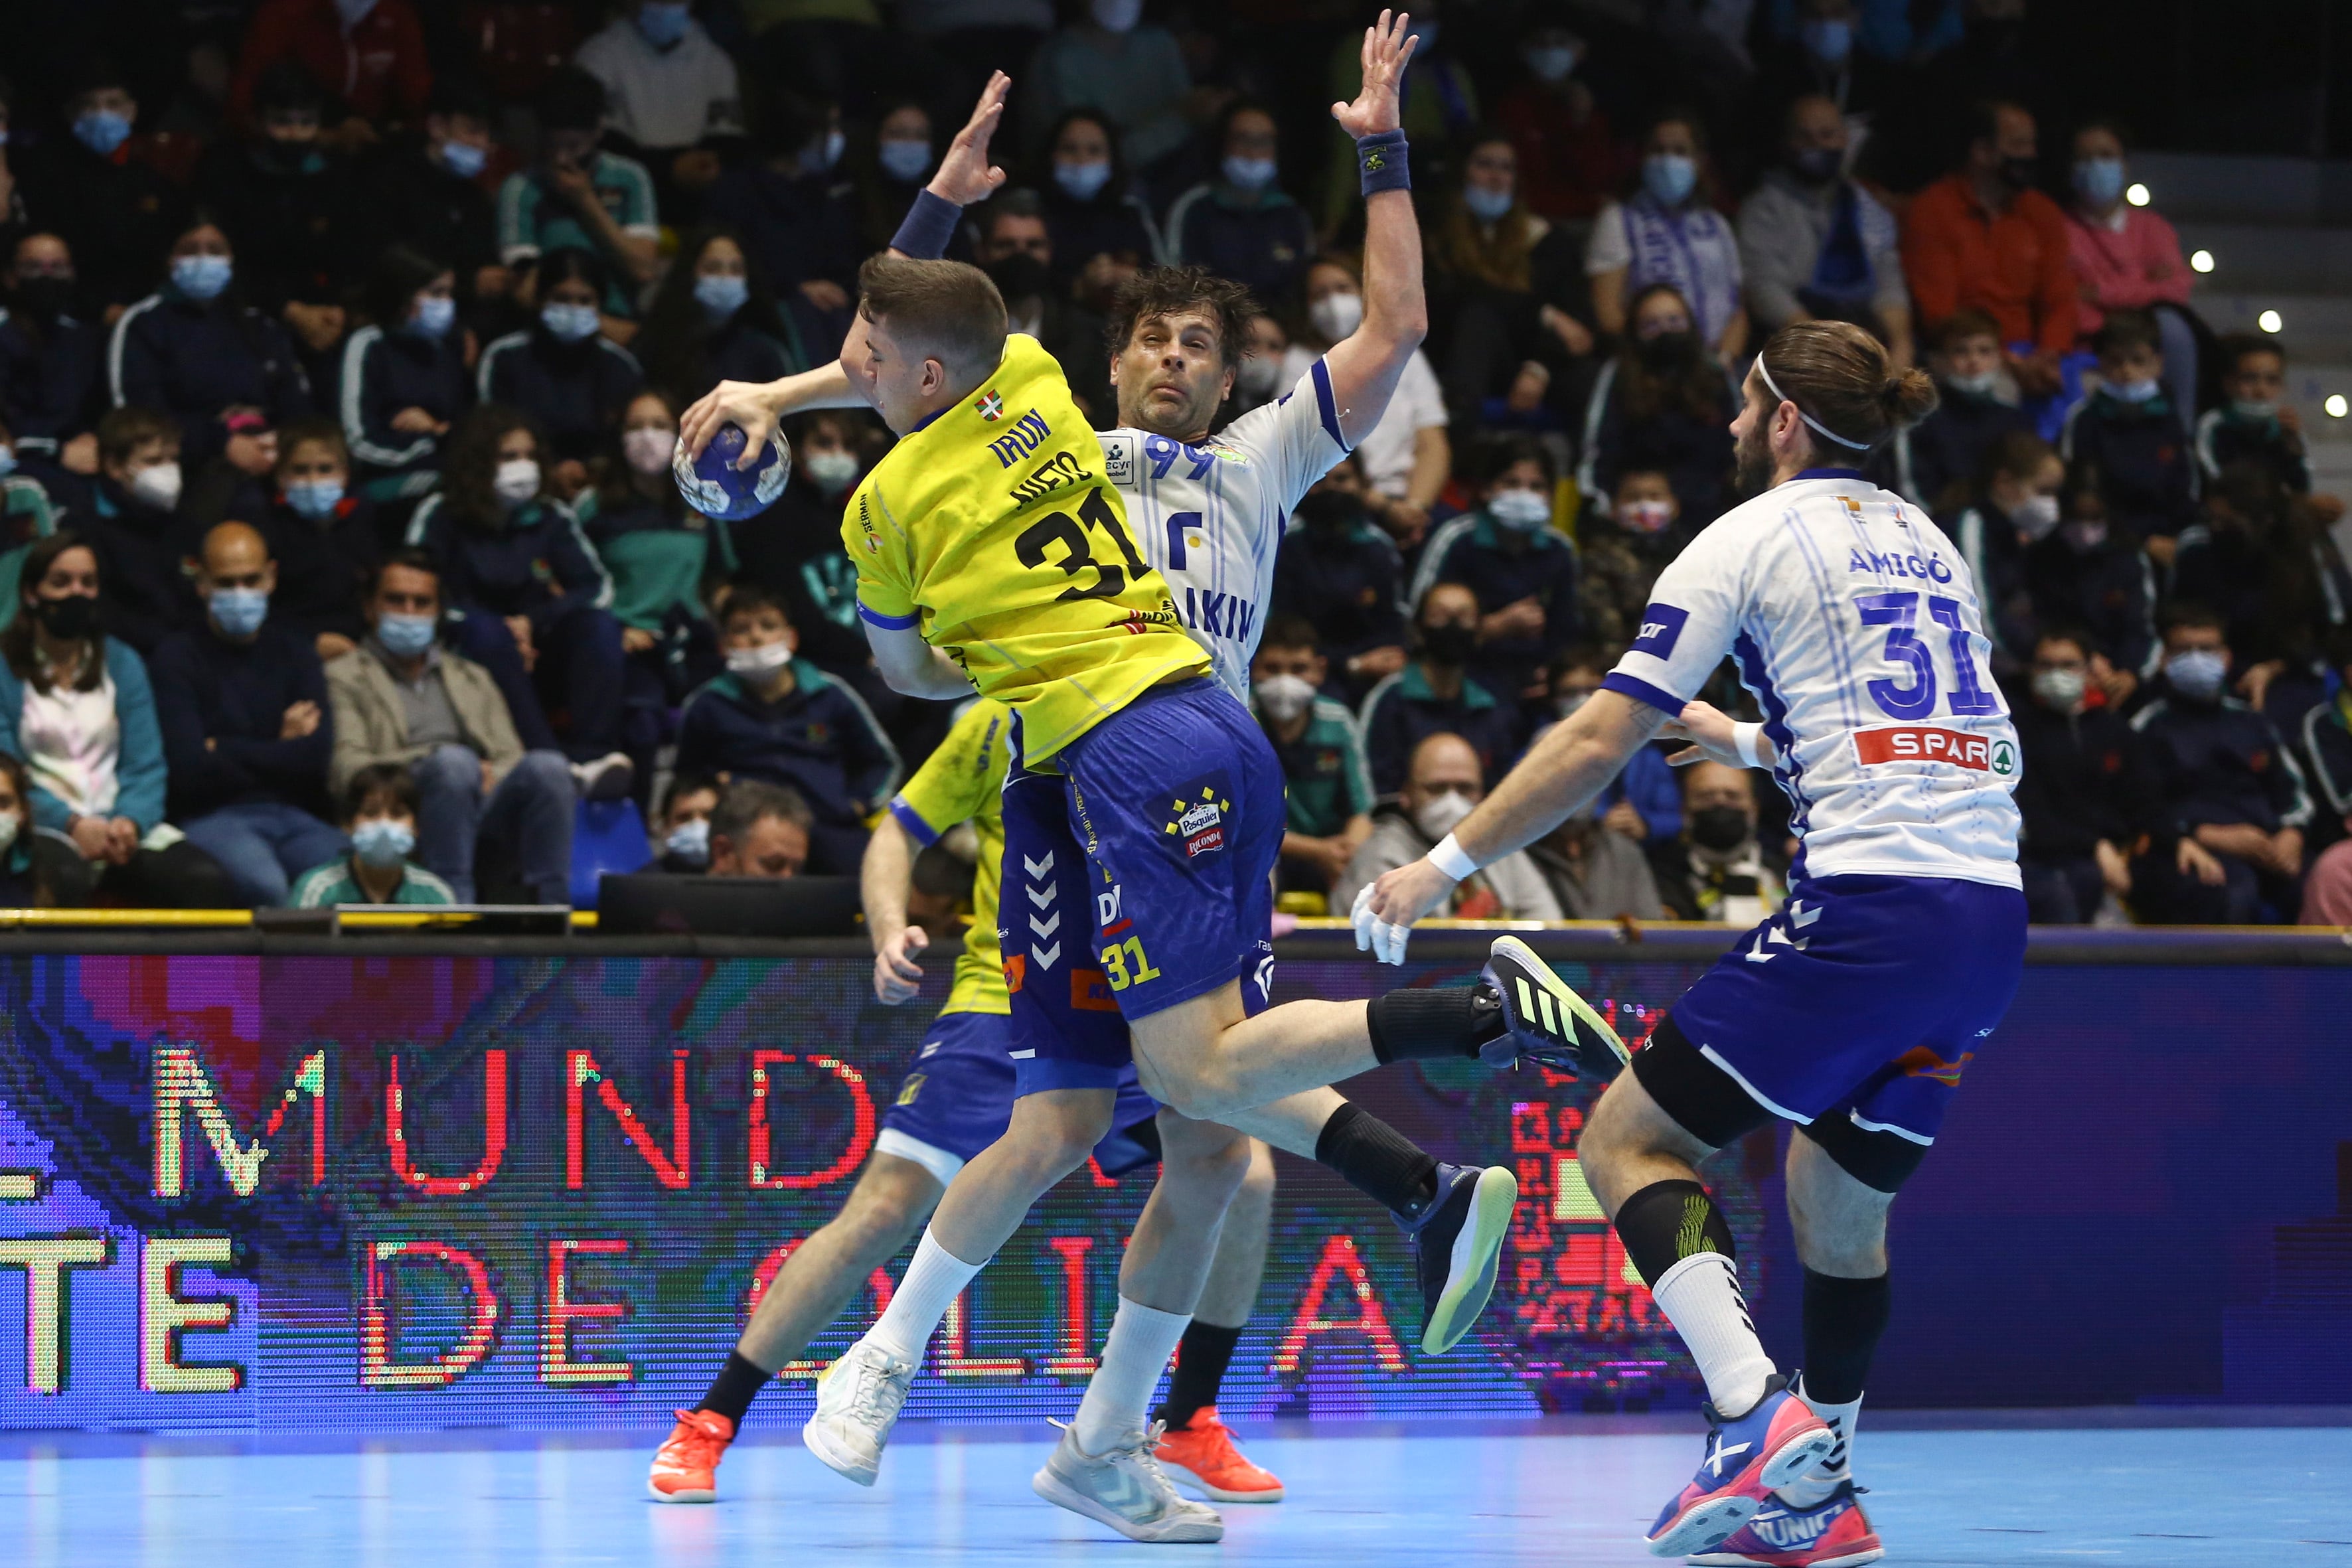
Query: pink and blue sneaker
[[1646, 1375, 1836, 1558], [1687, 1481, 1884, 1566]]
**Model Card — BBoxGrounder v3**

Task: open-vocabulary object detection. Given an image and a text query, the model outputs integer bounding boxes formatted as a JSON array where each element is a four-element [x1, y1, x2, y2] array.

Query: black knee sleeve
[[1366, 983, 1504, 1064], [1613, 1178, 1735, 1289], [1801, 1269, 1890, 1406]]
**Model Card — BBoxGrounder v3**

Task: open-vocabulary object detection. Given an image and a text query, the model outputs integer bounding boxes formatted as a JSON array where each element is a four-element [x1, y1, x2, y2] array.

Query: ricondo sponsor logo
[[1853, 726, 2011, 772]]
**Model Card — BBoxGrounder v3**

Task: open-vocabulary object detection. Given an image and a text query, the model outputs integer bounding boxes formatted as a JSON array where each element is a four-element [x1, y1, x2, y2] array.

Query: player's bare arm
[[861, 811, 929, 1005], [1660, 698, 1779, 770], [1320, 11, 1428, 445]]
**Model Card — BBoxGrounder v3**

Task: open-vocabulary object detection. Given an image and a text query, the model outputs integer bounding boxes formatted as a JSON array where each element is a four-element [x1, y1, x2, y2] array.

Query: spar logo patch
[[1163, 781, 1231, 858], [1853, 726, 2013, 773]]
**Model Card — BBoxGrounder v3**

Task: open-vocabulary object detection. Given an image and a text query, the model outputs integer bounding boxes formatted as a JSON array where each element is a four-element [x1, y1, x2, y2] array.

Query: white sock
[[1649, 1251, 1775, 1418], [1071, 1296, 1191, 1454], [1778, 1377, 1861, 1508], [864, 1229, 984, 1365]]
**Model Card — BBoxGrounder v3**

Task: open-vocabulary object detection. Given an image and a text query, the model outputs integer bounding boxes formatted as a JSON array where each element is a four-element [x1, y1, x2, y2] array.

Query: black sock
[[697, 1350, 773, 1425], [1366, 983, 1505, 1064], [1800, 1269, 1889, 1406], [1612, 1178, 1735, 1286], [1154, 1319, 1244, 1431], [1314, 1101, 1440, 1217]]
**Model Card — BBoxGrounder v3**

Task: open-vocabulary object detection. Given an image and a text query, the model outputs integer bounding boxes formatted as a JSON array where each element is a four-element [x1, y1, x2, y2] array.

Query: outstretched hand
[[1330, 9, 1417, 139], [927, 71, 1014, 208], [1660, 699, 1763, 769]]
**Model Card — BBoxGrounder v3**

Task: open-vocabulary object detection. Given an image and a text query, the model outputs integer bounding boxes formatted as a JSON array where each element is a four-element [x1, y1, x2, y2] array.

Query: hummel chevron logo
[[1789, 900, 1822, 927], [1030, 911, 1059, 937], [1032, 942, 1061, 969], [1028, 883, 1056, 908], [1023, 852, 1055, 878]]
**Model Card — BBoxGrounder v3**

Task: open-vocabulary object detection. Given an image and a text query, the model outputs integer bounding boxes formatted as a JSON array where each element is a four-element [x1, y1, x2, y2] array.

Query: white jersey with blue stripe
[[1605, 469, 2023, 888], [1101, 357, 1352, 702]]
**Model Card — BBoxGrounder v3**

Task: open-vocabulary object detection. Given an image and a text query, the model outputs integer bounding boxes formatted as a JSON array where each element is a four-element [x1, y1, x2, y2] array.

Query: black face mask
[[1291, 490, 1365, 532], [1420, 622, 1476, 665], [1638, 331, 1697, 371], [1790, 146, 1842, 185], [983, 252, 1052, 303], [1689, 805, 1751, 852], [12, 277, 78, 321], [35, 593, 100, 642]]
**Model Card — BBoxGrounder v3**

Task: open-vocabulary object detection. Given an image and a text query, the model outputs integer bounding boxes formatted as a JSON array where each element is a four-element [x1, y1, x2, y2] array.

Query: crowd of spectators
[[0, 0, 2346, 927]]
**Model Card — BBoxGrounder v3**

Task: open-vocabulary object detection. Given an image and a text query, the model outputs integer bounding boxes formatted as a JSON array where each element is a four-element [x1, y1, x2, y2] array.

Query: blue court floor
[[3, 1417, 2348, 1567]]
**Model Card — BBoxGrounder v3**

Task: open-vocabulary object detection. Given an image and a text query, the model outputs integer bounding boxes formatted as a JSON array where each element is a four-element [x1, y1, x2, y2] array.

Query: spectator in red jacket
[[1900, 99, 2076, 400], [230, 0, 433, 144], [1494, 19, 1626, 222]]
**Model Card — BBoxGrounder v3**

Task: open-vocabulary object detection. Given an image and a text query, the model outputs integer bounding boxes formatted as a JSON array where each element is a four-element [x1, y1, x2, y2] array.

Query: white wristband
[[1427, 833, 1478, 882], [1732, 722, 1766, 769]]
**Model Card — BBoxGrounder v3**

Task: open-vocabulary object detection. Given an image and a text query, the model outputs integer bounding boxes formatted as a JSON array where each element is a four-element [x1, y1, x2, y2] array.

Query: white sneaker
[[801, 1342, 915, 1486], [570, 751, 635, 802], [1030, 1419, 1225, 1543]]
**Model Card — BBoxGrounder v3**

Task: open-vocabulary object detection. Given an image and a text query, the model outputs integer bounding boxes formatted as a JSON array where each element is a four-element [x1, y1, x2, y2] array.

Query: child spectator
[[1340, 732, 1560, 919], [1282, 258, 1448, 531], [477, 248, 647, 481], [674, 582, 900, 876], [1410, 435, 1579, 707], [1946, 429, 2063, 670], [351, 82, 507, 311], [231, 0, 433, 136], [1575, 466, 1687, 649], [726, 409, 884, 684], [636, 228, 807, 409], [2064, 120, 2195, 408], [702, 94, 864, 349], [2007, 627, 2154, 923], [1271, 456, 1407, 688], [1576, 282, 1737, 524], [1902, 307, 2033, 514], [1034, 108, 1164, 300], [290, 762, 456, 907], [853, 101, 937, 254], [1249, 619, 1373, 899], [1359, 582, 1520, 797], [648, 771, 722, 873], [254, 419, 382, 663], [1587, 111, 1745, 364], [1542, 645, 1681, 846], [15, 62, 190, 311], [495, 68, 661, 311], [1, 234, 106, 471], [2060, 309, 2197, 558], [339, 246, 470, 501], [78, 408, 198, 655], [195, 62, 343, 333], [1165, 102, 1315, 308], [110, 219, 311, 471], [2172, 461, 2348, 722], [2024, 458, 2158, 707], [1022, 0, 1198, 171], [2195, 335, 2319, 499]]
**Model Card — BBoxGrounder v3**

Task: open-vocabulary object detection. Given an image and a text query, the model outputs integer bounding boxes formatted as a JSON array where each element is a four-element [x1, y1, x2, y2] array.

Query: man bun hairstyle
[[856, 254, 1008, 380], [1756, 319, 1938, 456]]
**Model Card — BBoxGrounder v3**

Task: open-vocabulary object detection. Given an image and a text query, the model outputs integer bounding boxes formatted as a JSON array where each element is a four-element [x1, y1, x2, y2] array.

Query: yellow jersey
[[842, 333, 1210, 767], [886, 696, 1012, 1016]]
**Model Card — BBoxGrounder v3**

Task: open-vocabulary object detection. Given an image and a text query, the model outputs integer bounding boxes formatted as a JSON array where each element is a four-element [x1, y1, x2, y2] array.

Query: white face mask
[[130, 460, 184, 511], [1413, 787, 1477, 842], [1236, 355, 1284, 398], [1488, 488, 1552, 532], [1945, 368, 2001, 398], [727, 639, 794, 677], [803, 448, 860, 496], [2013, 492, 2062, 540], [493, 458, 541, 507], [665, 816, 711, 866], [1308, 291, 1364, 343], [0, 811, 19, 853], [2031, 666, 2085, 710], [622, 426, 676, 477], [1254, 672, 1315, 724]]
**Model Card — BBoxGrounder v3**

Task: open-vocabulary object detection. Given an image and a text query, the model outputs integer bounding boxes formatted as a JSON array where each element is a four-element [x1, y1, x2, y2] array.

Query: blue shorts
[[1649, 874, 2027, 1151], [1004, 678, 1282, 1095], [875, 1009, 1162, 1183]]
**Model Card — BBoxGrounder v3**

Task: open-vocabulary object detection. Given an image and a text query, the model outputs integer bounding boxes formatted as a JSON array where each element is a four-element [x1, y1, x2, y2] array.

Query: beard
[[1733, 416, 1777, 498]]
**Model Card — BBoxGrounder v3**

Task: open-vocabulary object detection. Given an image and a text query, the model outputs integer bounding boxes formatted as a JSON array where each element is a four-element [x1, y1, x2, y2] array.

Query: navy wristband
[[1358, 129, 1410, 196], [890, 189, 961, 260]]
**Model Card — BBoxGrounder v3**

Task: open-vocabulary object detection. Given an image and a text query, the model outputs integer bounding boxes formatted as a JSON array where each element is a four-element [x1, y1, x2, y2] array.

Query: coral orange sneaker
[[1152, 1407, 1285, 1503], [647, 1408, 736, 1504]]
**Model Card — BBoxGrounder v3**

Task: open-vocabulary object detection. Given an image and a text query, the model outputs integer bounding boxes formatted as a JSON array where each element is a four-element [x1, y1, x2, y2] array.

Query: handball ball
[[674, 423, 792, 521]]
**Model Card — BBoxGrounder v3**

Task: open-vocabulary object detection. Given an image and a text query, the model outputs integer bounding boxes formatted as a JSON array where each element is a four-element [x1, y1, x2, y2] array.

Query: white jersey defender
[[1605, 470, 2023, 886]]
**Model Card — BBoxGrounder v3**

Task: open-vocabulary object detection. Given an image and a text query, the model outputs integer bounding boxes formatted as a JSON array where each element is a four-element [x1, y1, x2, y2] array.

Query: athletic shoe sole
[[1490, 935, 1628, 1076], [645, 1478, 715, 1504], [1156, 1459, 1285, 1504], [1421, 1164, 1519, 1355], [1688, 1547, 1885, 1567], [1031, 1465, 1226, 1542], [802, 1415, 882, 1487], [1648, 1421, 1837, 1558]]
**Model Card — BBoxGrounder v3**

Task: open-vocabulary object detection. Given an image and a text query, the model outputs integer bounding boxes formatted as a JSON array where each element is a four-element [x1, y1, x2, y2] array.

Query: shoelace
[[661, 1411, 728, 1466], [842, 1350, 909, 1425], [1052, 1419, 1185, 1508]]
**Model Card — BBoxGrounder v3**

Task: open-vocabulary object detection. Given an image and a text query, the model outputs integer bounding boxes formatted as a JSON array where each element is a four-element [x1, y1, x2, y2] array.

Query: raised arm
[[864, 620, 977, 700], [1321, 11, 1429, 447]]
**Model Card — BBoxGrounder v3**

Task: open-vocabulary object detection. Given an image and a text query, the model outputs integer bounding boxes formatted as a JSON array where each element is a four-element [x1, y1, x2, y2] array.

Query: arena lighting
[[2190, 249, 2216, 273], [2259, 309, 2284, 333], [2126, 182, 2151, 206], [2327, 394, 2349, 418]]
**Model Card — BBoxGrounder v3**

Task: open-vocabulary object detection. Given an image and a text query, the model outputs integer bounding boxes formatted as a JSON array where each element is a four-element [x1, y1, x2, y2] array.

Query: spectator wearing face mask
[[2171, 461, 2348, 724], [1409, 437, 1578, 708], [1901, 100, 2076, 403], [1942, 429, 2062, 671], [2060, 309, 2197, 558], [230, 0, 433, 139], [404, 405, 634, 802], [2064, 121, 2195, 408], [704, 93, 864, 350], [255, 418, 382, 662], [970, 192, 1111, 424], [1271, 457, 1407, 688], [1340, 731, 1559, 919], [0, 751, 46, 904], [1737, 94, 1911, 368], [855, 102, 940, 252], [1358, 581, 1520, 797], [1316, 4, 1481, 235], [1034, 109, 1165, 301], [1231, 313, 1291, 417], [2007, 628, 2156, 923], [675, 582, 900, 875], [1528, 799, 1666, 920], [2296, 631, 2352, 924], [1431, 133, 1575, 430], [1575, 283, 1737, 525], [339, 246, 470, 502], [1587, 112, 1745, 364], [1281, 258, 1448, 534], [17, 63, 191, 311], [575, 0, 745, 216], [1248, 619, 1373, 898], [195, 62, 345, 357], [1495, 22, 1626, 222], [495, 70, 661, 314], [0, 233, 104, 474], [1646, 759, 1787, 925], [109, 220, 312, 472], [1539, 643, 1682, 846], [1024, 0, 1202, 173], [637, 228, 807, 410], [2195, 335, 2321, 501], [1747, 0, 1893, 169], [2024, 459, 2157, 708], [707, 777, 815, 878], [2128, 605, 2312, 923], [69, 408, 198, 655], [149, 520, 346, 906], [0, 413, 60, 565], [728, 409, 882, 682], [350, 82, 509, 311], [1165, 102, 1314, 308], [291, 763, 455, 905], [477, 248, 647, 481], [647, 771, 722, 873], [1575, 467, 1689, 649], [1901, 308, 2033, 513]]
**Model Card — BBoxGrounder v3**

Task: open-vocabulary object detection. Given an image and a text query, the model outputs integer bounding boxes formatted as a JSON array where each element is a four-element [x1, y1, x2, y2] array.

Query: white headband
[[1756, 356, 1873, 451]]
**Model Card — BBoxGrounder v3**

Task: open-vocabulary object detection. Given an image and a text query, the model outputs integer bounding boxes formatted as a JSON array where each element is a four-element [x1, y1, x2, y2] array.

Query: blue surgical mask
[[439, 138, 488, 179], [1054, 159, 1113, 201], [878, 138, 931, 183], [636, 0, 690, 45], [665, 817, 712, 866], [1643, 153, 1697, 206], [410, 294, 456, 338], [210, 586, 269, 638], [695, 272, 748, 317], [286, 478, 345, 519], [74, 109, 133, 157], [1464, 184, 1514, 222], [1524, 44, 1578, 82], [1800, 18, 1851, 62], [540, 301, 599, 343], [172, 254, 234, 301], [376, 611, 437, 658], [352, 818, 418, 868], [2164, 648, 2228, 702], [2073, 156, 2125, 208], [2106, 376, 2161, 404], [1222, 155, 1277, 191]]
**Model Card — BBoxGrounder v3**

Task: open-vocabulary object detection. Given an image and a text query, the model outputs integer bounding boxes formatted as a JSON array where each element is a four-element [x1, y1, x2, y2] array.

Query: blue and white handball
[[674, 422, 792, 520]]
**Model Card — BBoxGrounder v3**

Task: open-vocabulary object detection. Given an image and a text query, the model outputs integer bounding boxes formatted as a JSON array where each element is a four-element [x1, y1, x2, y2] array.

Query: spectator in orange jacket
[[1900, 99, 2077, 400], [230, 0, 433, 143]]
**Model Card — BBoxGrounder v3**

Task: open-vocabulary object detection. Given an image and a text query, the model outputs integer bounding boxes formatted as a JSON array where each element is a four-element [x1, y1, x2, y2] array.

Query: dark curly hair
[[1102, 266, 1261, 370]]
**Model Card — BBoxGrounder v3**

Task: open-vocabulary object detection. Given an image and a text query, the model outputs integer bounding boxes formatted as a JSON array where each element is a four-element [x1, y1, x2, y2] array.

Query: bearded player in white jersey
[[1361, 319, 2025, 1567]]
